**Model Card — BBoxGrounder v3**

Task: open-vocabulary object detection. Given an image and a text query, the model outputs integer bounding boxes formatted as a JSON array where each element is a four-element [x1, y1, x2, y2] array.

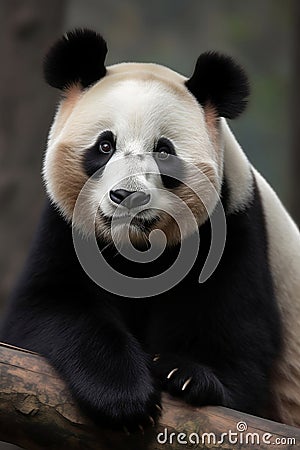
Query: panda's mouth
[[100, 211, 159, 232]]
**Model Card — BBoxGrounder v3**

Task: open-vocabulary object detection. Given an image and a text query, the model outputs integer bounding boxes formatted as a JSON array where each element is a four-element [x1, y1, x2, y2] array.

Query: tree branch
[[0, 342, 299, 449]]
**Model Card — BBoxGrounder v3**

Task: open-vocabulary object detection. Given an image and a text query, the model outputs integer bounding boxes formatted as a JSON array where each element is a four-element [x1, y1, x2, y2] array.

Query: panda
[[1, 28, 300, 431]]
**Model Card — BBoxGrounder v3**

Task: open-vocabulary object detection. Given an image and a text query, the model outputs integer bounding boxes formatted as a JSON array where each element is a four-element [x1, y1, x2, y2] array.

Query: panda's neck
[[221, 118, 254, 214]]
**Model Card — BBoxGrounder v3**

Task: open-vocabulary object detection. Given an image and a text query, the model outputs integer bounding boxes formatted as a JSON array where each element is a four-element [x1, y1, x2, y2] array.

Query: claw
[[138, 424, 144, 435], [155, 403, 162, 412], [182, 377, 193, 391], [123, 426, 130, 436], [153, 354, 160, 362], [167, 368, 179, 379], [149, 416, 156, 427]]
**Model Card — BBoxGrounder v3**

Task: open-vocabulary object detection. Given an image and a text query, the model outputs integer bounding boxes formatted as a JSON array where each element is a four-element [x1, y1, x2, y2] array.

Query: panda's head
[[43, 29, 249, 247]]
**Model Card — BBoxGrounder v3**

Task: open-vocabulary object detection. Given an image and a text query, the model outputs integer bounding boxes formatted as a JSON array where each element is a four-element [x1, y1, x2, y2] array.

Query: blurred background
[[0, 0, 299, 446]]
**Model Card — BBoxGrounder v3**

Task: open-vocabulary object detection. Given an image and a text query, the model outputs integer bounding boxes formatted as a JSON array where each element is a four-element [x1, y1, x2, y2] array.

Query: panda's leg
[[152, 351, 274, 416], [153, 354, 228, 406], [2, 299, 161, 431], [0, 201, 161, 431]]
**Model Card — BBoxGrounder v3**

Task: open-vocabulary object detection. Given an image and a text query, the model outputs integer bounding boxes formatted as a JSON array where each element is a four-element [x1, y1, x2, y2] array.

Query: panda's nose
[[109, 189, 150, 209]]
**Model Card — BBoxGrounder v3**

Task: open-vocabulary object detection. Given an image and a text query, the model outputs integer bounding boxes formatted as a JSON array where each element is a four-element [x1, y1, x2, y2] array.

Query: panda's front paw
[[76, 375, 162, 432], [153, 354, 227, 406]]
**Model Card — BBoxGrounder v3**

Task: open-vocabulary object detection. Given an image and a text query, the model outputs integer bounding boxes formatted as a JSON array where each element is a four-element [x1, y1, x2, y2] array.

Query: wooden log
[[0, 342, 299, 449]]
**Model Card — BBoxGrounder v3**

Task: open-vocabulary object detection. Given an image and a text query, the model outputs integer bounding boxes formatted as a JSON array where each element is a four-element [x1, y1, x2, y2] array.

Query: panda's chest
[[113, 278, 215, 344]]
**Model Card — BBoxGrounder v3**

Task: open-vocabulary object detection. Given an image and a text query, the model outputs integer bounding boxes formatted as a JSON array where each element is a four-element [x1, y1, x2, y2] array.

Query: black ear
[[43, 29, 108, 90], [185, 52, 249, 119]]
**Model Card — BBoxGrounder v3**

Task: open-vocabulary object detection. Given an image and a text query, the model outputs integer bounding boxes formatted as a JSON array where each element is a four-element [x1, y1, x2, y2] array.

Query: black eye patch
[[153, 138, 184, 189], [83, 130, 115, 177]]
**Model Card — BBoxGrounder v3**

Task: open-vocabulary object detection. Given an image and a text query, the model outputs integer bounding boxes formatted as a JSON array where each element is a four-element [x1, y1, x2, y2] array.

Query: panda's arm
[[152, 179, 282, 417], [0, 200, 161, 429]]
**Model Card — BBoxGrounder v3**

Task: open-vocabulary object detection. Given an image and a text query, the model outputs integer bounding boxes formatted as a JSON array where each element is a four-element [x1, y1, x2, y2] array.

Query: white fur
[[221, 119, 254, 212], [222, 121, 300, 426], [253, 169, 300, 426]]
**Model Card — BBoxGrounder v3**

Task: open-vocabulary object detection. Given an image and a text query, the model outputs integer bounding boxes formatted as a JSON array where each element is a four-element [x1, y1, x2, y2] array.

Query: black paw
[[74, 376, 162, 432], [153, 353, 227, 406]]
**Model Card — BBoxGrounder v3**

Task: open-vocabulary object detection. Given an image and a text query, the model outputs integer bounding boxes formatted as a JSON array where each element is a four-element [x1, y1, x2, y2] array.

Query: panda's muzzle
[[109, 189, 150, 209]]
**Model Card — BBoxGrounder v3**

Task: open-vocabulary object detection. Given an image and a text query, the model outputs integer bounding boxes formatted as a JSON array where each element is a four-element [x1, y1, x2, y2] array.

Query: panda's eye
[[154, 138, 175, 160], [99, 140, 113, 154], [157, 146, 170, 159]]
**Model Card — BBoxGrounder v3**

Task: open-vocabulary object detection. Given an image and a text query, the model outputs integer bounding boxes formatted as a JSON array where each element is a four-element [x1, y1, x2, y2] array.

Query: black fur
[[83, 131, 115, 177], [0, 176, 282, 430], [185, 52, 250, 119], [43, 29, 107, 90], [154, 138, 184, 189]]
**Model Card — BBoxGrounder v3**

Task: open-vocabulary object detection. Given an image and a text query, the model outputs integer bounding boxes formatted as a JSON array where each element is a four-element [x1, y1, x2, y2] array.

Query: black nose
[[109, 189, 150, 208]]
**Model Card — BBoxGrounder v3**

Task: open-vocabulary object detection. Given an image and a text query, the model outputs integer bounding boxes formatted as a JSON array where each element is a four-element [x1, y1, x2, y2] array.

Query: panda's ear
[[185, 52, 250, 119], [43, 29, 107, 90]]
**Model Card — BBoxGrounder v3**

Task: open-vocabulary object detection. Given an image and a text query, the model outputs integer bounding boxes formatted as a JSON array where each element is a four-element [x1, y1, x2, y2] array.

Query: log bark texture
[[0, 343, 299, 449]]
